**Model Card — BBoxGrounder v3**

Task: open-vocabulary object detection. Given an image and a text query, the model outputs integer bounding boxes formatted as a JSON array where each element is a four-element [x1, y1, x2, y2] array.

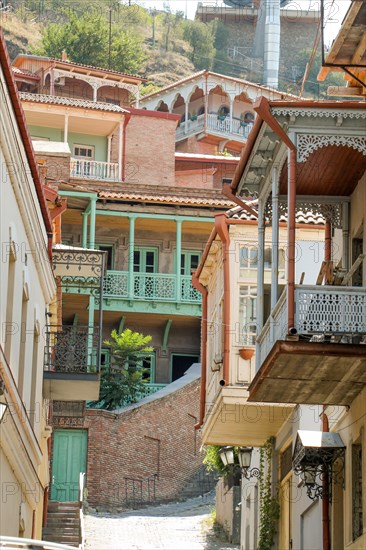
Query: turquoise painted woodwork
[[51, 429, 87, 502]]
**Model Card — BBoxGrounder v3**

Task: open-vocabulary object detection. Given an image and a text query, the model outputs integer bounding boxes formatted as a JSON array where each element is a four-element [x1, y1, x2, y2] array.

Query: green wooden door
[[51, 429, 87, 502]]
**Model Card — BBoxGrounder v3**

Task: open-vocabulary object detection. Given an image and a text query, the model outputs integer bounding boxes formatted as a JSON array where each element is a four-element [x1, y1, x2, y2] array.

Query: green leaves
[[89, 328, 153, 411], [39, 11, 146, 74]]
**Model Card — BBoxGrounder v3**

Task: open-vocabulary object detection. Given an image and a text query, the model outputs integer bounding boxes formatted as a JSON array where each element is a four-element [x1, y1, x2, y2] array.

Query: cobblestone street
[[84, 495, 240, 550]]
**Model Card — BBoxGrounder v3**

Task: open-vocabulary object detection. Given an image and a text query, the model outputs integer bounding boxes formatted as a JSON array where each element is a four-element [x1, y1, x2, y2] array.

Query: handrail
[[78, 473, 85, 550]]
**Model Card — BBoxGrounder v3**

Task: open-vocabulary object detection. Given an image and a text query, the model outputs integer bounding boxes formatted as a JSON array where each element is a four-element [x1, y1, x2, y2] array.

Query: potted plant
[[239, 347, 254, 360], [190, 110, 197, 121], [240, 113, 248, 127], [217, 107, 227, 121]]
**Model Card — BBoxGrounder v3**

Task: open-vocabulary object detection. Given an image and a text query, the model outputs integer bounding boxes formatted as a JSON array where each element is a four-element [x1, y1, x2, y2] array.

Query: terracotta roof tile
[[227, 205, 325, 225], [98, 189, 232, 208], [19, 92, 128, 113]]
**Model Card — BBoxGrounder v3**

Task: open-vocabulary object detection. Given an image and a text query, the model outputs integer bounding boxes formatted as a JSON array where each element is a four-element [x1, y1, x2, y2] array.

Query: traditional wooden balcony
[[70, 158, 120, 181], [43, 325, 101, 401], [102, 271, 202, 315], [249, 285, 366, 406], [176, 114, 253, 143]]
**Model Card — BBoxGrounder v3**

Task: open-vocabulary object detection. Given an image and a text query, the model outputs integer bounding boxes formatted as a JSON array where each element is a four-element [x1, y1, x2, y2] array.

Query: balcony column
[[271, 165, 279, 309], [184, 100, 189, 134], [342, 201, 349, 271], [118, 121, 123, 182], [176, 220, 182, 303], [82, 212, 88, 248], [255, 200, 265, 372], [88, 294, 95, 371], [92, 84, 98, 102], [229, 99, 233, 134], [128, 217, 136, 301], [63, 113, 69, 143], [89, 197, 97, 249]]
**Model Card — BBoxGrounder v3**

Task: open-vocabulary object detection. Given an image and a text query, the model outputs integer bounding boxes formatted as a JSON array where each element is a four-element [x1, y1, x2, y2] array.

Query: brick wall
[[83, 376, 202, 510], [35, 153, 70, 182], [110, 113, 177, 186]]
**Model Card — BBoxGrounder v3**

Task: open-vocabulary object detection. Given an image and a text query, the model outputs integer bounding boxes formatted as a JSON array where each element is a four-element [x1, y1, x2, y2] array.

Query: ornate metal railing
[[44, 325, 101, 374], [295, 285, 366, 335], [70, 158, 120, 181], [103, 271, 201, 304]]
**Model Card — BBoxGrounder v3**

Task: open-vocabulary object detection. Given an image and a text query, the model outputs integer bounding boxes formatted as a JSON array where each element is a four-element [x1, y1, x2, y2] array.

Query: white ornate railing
[[176, 115, 253, 141], [257, 285, 366, 367], [70, 158, 120, 181], [295, 285, 366, 334], [103, 271, 201, 304]]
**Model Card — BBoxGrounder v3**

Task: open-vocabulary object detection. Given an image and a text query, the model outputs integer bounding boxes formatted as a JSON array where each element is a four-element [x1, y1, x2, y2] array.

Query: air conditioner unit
[[55, 77, 65, 86]]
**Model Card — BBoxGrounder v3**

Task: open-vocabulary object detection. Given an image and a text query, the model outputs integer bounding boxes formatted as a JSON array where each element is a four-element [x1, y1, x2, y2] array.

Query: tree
[[39, 11, 146, 73], [183, 20, 216, 70], [89, 328, 153, 411]]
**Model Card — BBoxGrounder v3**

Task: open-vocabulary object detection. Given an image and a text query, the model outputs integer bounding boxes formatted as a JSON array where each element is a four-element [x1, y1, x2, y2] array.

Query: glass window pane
[[133, 251, 140, 272]]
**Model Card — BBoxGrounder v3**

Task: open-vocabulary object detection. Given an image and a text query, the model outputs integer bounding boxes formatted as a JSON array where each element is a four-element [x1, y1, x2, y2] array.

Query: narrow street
[[84, 494, 240, 550]]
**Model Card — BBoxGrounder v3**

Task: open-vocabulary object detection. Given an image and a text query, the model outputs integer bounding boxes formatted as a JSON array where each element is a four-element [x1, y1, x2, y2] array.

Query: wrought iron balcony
[[44, 325, 101, 374], [103, 271, 201, 304], [43, 325, 102, 401]]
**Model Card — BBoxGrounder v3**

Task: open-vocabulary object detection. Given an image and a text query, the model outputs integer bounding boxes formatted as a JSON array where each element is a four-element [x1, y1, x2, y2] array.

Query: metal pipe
[[287, 148, 296, 331], [263, 0, 281, 89], [271, 165, 279, 309], [322, 410, 330, 550], [191, 275, 208, 430], [215, 214, 231, 386]]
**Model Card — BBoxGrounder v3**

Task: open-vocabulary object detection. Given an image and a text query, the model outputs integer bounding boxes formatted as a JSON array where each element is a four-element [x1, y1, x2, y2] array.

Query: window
[[96, 244, 114, 271], [133, 248, 158, 273], [352, 442, 363, 540], [73, 145, 94, 159], [239, 285, 257, 345], [139, 353, 155, 383], [240, 245, 285, 278], [181, 251, 200, 276]]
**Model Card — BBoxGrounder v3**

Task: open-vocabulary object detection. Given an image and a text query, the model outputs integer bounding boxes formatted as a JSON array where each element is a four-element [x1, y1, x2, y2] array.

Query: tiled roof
[[227, 205, 325, 225], [98, 188, 233, 208], [12, 66, 40, 79], [139, 70, 301, 102], [19, 92, 128, 113], [13, 54, 145, 82]]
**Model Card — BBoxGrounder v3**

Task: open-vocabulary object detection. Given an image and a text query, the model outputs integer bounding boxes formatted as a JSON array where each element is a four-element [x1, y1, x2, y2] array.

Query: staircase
[[42, 501, 81, 548], [180, 466, 219, 500]]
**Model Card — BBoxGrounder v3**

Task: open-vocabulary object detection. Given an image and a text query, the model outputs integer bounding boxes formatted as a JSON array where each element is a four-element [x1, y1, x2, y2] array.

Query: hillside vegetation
[[2, 0, 343, 96]]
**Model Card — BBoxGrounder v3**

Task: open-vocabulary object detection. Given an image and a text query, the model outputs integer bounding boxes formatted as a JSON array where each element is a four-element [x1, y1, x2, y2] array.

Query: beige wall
[[0, 63, 56, 538]]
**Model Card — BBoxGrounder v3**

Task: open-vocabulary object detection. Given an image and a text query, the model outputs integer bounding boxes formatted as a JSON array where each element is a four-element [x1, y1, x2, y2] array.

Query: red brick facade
[[80, 377, 202, 510]]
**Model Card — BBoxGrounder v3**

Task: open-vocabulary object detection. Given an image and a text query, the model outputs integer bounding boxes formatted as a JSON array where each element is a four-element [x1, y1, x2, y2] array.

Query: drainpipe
[[222, 184, 258, 218], [192, 275, 208, 430], [204, 71, 208, 134], [215, 214, 230, 386], [89, 197, 97, 249], [322, 411, 330, 550], [122, 113, 131, 182], [118, 120, 123, 183], [287, 148, 297, 331]]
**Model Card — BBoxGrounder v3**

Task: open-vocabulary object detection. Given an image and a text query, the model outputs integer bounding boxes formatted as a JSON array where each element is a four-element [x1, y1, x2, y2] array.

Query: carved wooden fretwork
[[272, 107, 366, 120], [46, 68, 139, 96], [297, 134, 366, 163], [265, 198, 342, 228]]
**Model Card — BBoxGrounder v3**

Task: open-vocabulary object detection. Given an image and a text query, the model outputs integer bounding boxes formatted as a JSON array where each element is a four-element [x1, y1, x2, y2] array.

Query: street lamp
[[292, 431, 345, 501], [219, 446, 260, 479], [218, 446, 235, 467]]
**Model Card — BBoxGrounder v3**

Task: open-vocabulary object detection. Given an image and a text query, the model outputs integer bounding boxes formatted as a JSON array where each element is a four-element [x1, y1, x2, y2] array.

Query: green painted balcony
[[102, 271, 202, 316]]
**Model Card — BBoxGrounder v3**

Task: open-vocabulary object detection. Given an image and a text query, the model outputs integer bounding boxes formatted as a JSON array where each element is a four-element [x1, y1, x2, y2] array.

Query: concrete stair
[[42, 501, 81, 548]]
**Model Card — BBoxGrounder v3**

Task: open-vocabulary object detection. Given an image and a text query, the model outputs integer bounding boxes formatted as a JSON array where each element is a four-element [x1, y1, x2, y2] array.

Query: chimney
[[61, 50, 68, 62], [263, 0, 281, 89]]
